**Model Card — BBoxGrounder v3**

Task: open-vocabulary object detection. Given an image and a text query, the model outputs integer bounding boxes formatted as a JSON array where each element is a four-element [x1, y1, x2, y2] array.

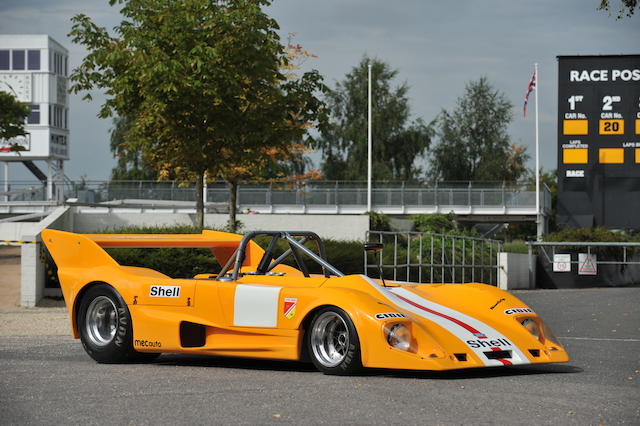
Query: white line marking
[[559, 336, 640, 342]]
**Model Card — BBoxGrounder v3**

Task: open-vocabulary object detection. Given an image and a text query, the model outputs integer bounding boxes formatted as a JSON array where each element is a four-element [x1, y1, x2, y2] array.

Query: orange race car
[[42, 229, 569, 375]]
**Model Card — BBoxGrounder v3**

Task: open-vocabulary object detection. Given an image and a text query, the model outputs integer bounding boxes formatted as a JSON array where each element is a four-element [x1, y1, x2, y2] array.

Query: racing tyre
[[306, 307, 362, 375], [77, 284, 144, 363]]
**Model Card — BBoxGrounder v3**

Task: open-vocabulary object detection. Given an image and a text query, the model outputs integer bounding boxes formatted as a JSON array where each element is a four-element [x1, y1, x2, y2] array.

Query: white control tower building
[[0, 35, 70, 201]]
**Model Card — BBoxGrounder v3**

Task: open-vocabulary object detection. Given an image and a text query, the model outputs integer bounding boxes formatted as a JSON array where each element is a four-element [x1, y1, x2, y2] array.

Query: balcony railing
[[1, 180, 552, 215]]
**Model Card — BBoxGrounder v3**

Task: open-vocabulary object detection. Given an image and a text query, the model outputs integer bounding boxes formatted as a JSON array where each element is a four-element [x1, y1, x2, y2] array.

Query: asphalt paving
[[1, 288, 638, 425]]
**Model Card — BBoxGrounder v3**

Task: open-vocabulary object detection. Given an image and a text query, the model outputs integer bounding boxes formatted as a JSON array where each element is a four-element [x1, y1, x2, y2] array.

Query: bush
[[366, 211, 392, 231], [410, 213, 457, 233], [502, 241, 528, 254], [542, 227, 640, 260], [545, 227, 636, 243], [103, 225, 218, 278]]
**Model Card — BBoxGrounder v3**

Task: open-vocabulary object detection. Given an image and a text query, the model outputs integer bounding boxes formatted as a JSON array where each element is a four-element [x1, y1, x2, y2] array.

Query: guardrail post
[[364, 230, 369, 276], [527, 242, 535, 289]]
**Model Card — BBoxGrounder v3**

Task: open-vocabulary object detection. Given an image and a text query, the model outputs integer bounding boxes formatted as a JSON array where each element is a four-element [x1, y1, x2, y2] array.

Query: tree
[[0, 91, 29, 148], [213, 35, 326, 232], [598, 0, 638, 18], [428, 77, 529, 182], [109, 116, 157, 180], [315, 56, 431, 182], [69, 0, 324, 228]]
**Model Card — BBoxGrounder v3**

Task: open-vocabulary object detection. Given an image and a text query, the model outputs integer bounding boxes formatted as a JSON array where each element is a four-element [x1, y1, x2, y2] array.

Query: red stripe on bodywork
[[491, 347, 513, 366], [393, 292, 485, 337]]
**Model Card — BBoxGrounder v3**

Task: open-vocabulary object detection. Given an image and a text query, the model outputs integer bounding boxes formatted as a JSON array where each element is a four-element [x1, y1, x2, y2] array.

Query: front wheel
[[306, 307, 362, 375], [77, 284, 148, 363]]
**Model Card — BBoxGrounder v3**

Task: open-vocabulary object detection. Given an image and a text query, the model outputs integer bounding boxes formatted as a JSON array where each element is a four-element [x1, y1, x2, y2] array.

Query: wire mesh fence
[[365, 230, 503, 286]]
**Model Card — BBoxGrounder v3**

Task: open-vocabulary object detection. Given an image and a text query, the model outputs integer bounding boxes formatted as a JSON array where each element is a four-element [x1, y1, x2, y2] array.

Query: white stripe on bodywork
[[233, 284, 282, 327], [360, 276, 529, 366]]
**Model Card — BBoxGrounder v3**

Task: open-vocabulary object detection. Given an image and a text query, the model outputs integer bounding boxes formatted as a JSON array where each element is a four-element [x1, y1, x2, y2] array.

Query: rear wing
[[41, 229, 264, 270]]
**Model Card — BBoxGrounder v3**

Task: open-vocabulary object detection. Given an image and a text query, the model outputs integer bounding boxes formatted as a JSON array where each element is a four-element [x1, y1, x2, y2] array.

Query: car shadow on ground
[[151, 354, 582, 378]]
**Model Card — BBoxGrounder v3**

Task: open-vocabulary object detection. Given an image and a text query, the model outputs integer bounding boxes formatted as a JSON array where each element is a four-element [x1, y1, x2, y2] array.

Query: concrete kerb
[[20, 206, 72, 307]]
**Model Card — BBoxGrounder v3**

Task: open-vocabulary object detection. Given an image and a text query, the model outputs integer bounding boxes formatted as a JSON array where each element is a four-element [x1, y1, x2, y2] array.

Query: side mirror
[[364, 242, 383, 252]]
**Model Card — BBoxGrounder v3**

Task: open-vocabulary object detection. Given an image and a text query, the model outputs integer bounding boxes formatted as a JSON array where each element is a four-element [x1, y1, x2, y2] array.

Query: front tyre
[[77, 284, 139, 363], [306, 307, 362, 375]]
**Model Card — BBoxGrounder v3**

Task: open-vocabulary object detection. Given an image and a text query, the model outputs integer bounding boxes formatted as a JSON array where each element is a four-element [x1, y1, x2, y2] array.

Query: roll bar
[[219, 231, 344, 281]]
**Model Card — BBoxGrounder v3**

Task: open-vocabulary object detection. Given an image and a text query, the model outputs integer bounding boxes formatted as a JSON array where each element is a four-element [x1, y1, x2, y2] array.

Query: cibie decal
[[504, 308, 534, 315], [149, 285, 181, 298], [283, 298, 297, 319], [375, 312, 407, 320]]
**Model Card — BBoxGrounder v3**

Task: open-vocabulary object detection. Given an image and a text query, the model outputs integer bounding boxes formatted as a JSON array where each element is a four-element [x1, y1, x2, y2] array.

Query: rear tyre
[[77, 284, 147, 363], [306, 307, 362, 375]]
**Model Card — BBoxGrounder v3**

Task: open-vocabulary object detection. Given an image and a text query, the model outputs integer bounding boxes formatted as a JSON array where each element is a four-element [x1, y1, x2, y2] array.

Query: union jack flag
[[523, 70, 536, 117]]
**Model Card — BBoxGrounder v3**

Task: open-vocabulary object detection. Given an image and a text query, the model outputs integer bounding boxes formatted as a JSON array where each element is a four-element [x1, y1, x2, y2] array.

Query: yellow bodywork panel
[[42, 229, 569, 371]]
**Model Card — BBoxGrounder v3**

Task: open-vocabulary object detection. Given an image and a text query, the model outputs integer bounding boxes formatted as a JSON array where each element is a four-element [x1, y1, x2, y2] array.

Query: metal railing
[[527, 241, 640, 287], [1, 180, 551, 215], [365, 230, 503, 286]]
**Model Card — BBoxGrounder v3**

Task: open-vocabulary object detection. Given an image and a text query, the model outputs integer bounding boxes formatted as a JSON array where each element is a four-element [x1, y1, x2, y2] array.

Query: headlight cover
[[386, 323, 412, 351], [540, 320, 562, 347], [520, 318, 540, 339], [519, 317, 563, 348]]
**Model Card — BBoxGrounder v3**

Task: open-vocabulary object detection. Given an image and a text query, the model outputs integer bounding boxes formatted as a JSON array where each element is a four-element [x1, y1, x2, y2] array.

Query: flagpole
[[534, 62, 541, 241], [367, 62, 372, 212]]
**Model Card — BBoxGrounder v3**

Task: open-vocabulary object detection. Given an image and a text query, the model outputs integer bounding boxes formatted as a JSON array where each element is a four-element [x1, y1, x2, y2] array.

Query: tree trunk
[[195, 171, 205, 229], [227, 180, 238, 233]]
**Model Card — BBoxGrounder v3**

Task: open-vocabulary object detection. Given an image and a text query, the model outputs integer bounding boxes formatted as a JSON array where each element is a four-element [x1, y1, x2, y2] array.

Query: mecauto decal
[[375, 312, 407, 320], [504, 308, 534, 315], [149, 285, 181, 298], [134, 339, 162, 348]]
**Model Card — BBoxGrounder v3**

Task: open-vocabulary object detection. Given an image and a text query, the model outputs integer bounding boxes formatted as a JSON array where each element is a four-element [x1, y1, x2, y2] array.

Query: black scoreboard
[[557, 55, 640, 229]]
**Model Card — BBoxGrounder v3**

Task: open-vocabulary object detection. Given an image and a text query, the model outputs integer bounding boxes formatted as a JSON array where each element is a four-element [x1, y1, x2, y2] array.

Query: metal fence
[[1, 180, 551, 214], [365, 230, 503, 286], [527, 241, 640, 287]]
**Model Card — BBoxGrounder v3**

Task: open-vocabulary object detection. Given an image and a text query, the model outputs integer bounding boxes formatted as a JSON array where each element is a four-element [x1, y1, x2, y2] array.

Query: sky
[[1, 0, 638, 181]]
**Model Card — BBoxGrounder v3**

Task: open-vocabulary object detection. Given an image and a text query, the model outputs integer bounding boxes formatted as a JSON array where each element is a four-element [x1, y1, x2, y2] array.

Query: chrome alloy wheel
[[310, 311, 350, 367], [85, 296, 118, 347]]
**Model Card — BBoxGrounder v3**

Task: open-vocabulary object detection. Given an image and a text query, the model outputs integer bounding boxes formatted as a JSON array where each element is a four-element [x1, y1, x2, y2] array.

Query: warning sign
[[553, 254, 571, 272], [578, 253, 597, 275]]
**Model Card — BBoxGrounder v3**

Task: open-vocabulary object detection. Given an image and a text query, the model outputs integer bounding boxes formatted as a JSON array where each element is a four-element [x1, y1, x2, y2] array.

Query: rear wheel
[[306, 307, 362, 375], [77, 284, 157, 363]]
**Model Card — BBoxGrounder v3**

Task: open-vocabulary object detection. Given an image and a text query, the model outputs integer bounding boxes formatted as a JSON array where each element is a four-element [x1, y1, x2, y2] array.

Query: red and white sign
[[553, 254, 571, 272], [578, 253, 597, 275]]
